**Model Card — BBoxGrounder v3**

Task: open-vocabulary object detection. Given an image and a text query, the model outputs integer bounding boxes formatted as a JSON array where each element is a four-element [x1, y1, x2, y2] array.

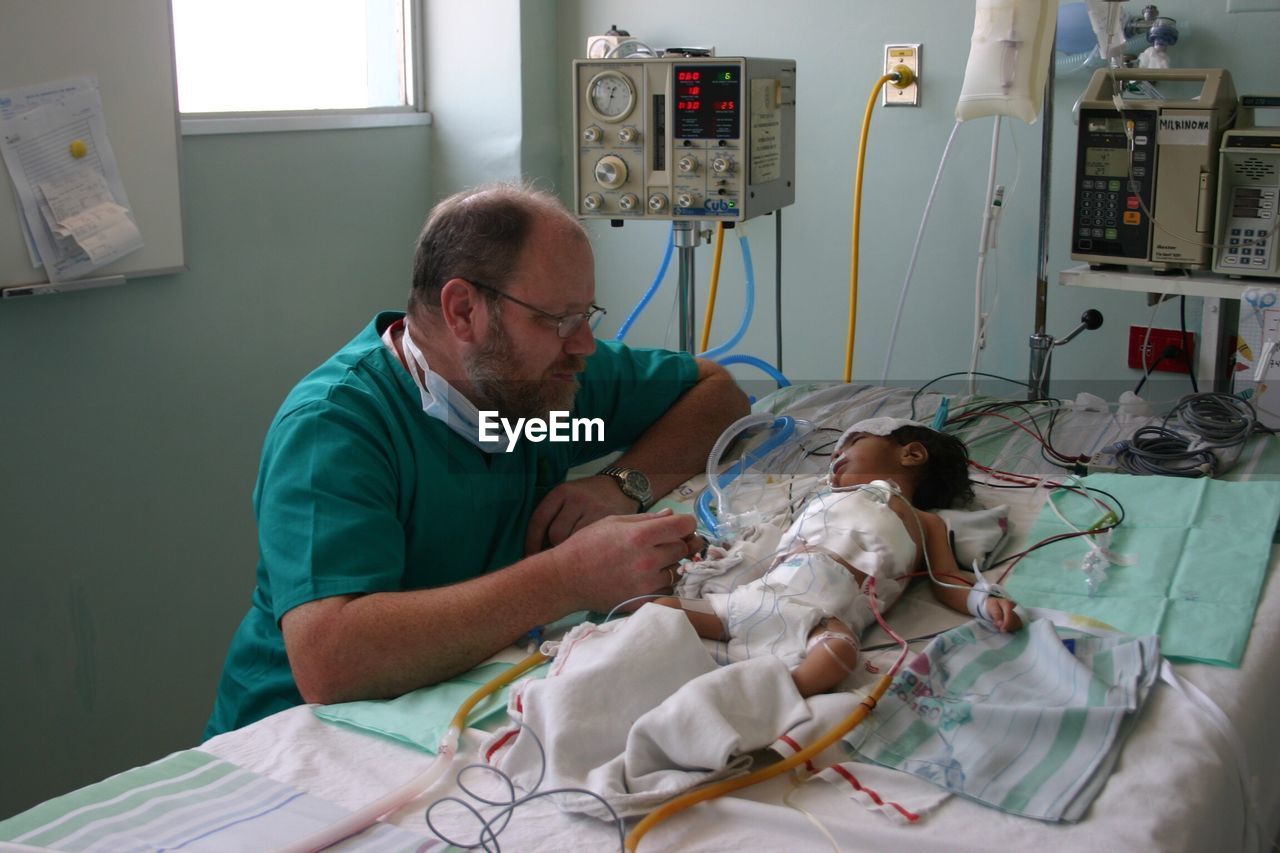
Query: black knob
[[1081, 309, 1103, 330]]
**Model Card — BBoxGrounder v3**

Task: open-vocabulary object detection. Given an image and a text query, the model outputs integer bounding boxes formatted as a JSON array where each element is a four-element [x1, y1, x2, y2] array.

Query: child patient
[[660, 417, 1023, 698]]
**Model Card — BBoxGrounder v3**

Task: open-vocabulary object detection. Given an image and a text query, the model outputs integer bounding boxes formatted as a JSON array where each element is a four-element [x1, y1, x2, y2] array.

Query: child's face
[[830, 433, 904, 487]]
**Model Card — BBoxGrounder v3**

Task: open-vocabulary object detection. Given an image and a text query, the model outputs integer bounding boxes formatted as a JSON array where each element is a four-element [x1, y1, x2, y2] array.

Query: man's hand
[[525, 474, 639, 554], [548, 509, 699, 613]]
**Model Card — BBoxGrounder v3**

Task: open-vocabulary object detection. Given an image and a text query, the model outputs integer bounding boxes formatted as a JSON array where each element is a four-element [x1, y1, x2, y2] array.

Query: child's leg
[[791, 618, 859, 698], [653, 597, 729, 641]]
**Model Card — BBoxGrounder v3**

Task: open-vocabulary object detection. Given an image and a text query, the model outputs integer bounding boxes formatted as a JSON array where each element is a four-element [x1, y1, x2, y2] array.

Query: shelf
[[1058, 264, 1279, 301]]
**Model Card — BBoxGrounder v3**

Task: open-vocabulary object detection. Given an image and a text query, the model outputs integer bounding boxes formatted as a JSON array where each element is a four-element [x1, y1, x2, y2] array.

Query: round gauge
[[587, 71, 636, 122]]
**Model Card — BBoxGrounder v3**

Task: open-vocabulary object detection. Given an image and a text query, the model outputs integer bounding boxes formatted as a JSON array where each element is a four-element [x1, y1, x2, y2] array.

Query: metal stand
[[673, 221, 701, 353], [1028, 47, 1056, 398]]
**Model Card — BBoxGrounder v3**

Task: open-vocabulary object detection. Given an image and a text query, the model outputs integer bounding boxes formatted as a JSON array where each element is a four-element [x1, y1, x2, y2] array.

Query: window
[[172, 0, 426, 133]]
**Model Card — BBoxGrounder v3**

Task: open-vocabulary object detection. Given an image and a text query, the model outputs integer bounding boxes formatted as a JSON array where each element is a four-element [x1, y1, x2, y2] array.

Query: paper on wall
[[0, 76, 98, 265], [36, 168, 142, 267], [0, 81, 142, 281]]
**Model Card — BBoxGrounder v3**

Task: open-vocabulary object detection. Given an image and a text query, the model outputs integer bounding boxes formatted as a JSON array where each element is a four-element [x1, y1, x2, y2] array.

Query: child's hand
[[985, 597, 1023, 632]]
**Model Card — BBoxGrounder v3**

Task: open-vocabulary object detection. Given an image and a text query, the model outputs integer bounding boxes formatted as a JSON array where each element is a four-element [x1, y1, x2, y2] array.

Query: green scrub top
[[206, 312, 697, 738]]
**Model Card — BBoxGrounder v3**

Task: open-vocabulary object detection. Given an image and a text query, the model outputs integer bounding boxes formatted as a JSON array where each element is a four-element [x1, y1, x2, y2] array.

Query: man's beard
[[466, 323, 584, 420]]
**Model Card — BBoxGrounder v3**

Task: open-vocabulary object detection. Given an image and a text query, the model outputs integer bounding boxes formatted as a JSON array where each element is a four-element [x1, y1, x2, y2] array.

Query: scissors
[[1244, 288, 1279, 332], [1245, 288, 1277, 311]]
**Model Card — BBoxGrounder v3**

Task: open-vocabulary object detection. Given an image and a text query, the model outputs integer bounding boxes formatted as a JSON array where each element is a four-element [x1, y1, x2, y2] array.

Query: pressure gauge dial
[[587, 71, 636, 122]]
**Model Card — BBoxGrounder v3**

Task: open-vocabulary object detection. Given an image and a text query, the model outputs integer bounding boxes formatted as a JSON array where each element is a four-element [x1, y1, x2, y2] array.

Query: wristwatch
[[599, 465, 652, 512]]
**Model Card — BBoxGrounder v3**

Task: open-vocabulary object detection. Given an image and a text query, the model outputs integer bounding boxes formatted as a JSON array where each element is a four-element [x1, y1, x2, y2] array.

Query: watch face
[[623, 469, 651, 499]]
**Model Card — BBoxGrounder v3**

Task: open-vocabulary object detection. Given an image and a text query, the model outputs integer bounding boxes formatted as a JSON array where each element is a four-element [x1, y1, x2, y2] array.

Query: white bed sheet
[[201, 482, 1280, 852]]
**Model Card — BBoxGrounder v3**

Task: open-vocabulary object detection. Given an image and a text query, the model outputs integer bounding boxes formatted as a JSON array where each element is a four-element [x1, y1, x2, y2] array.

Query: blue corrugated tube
[[615, 224, 675, 342]]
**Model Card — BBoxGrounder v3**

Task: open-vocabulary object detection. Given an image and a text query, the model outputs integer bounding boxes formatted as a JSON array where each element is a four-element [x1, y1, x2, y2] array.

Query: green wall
[[0, 126, 431, 815], [561, 1, 1280, 393]]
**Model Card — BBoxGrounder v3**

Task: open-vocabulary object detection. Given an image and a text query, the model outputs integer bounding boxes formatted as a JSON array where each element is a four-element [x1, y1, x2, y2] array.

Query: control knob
[[593, 155, 628, 190]]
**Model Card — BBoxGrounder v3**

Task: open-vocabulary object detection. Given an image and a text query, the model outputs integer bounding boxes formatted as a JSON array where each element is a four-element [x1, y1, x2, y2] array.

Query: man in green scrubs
[[206, 185, 749, 736]]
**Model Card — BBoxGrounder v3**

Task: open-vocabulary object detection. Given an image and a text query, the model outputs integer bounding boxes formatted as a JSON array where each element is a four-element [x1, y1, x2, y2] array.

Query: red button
[[1126, 196, 1140, 210]]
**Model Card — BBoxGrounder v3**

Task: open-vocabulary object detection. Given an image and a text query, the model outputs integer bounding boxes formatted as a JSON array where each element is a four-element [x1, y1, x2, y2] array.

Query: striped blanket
[[843, 618, 1160, 822], [0, 749, 432, 852]]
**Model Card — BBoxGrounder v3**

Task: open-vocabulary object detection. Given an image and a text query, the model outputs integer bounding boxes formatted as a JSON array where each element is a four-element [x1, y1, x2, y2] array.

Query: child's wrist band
[[967, 589, 993, 622]]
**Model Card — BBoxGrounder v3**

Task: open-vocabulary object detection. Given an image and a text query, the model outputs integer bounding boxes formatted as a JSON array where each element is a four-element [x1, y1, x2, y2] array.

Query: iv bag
[[956, 0, 1057, 123]]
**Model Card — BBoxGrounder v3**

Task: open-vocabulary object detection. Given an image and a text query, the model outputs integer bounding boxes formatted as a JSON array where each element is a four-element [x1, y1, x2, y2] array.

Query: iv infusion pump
[[572, 57, 796, 222], [1070, 68, 1236, 271]]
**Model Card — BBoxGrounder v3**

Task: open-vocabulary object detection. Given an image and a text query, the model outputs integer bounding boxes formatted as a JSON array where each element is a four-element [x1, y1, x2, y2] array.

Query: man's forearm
[[613, 358, 749, 500], [285, 550, 573, 705]]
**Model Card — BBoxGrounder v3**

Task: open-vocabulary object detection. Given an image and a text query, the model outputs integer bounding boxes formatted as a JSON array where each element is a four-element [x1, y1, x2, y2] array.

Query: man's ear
[[438, 278, 483, 342], [900, 441, 929, 468]]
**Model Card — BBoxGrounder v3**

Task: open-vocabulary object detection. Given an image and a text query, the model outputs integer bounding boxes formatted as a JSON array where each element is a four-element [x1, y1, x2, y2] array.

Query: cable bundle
[[1115, 392, 1260, 478]]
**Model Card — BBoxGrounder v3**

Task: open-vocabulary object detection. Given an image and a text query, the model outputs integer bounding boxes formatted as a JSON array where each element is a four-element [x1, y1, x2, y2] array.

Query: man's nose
[[563, 319, 597, 356]]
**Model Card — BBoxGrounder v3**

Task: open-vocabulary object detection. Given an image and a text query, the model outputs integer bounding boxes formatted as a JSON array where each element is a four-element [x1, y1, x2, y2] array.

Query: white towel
[[484, 604, 812, 820], [675, 521, 784, 598]]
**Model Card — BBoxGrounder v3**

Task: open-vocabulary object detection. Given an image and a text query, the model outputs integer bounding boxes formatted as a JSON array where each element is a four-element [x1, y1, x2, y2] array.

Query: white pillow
[[936, 504, 1010, 570]]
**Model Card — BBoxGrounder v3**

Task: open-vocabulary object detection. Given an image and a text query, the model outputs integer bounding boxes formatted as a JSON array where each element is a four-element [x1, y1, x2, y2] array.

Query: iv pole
[[1027, 22, 1103, 399], [673, 221, 700, 353]]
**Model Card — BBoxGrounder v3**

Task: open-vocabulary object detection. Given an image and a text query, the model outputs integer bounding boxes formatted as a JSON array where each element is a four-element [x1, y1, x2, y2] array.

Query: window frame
[[176, 0, 429, 136]]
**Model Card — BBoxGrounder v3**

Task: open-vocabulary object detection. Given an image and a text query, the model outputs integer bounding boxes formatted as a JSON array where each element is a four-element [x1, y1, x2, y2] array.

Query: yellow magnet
[[69, 139, 88, 158]]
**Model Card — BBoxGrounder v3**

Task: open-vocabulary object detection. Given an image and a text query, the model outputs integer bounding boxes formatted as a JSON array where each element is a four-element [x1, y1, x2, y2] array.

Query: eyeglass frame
[[467, 279, 605, 339]]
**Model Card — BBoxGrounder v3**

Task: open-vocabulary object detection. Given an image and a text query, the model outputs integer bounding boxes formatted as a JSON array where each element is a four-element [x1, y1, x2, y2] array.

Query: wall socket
[[1128, 326, 1195, 374], [883, 44, 920, 107]]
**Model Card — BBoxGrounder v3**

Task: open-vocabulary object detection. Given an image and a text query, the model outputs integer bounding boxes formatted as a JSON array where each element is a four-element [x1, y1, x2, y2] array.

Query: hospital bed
[[5, 383, 1279, 853]]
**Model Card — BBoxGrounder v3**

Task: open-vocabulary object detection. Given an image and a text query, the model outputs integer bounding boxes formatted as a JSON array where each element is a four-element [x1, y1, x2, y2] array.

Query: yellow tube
[[699, 222, 727, 353], [624, 672, 893, 852], [450, 649, 548, 730], [844, 74, 895, 384]]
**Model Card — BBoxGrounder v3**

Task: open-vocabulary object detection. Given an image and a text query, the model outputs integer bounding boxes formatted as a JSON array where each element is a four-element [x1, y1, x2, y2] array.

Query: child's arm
[[917, 511, 1022, 632]]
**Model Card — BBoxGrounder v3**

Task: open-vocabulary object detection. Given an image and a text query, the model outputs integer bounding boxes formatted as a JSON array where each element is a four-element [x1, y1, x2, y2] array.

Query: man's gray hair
[[408, 183, 582, 317]]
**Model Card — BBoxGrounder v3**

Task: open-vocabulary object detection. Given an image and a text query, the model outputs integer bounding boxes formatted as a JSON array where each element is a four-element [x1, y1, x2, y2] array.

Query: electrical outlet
[[883, 44, 920, 107], [1128, 326, 1195, 374]]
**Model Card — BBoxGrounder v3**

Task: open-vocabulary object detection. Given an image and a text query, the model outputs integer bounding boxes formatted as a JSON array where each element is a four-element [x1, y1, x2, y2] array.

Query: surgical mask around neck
[[389, 319, 506, 453]]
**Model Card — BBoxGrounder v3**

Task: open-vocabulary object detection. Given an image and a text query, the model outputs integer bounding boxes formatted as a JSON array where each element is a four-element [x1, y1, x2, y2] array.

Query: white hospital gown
[[705, 485, 916, 666]]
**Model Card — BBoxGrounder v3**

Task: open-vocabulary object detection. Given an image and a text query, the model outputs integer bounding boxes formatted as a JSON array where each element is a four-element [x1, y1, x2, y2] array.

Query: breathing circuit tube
[[699, 228, 756, 362], [279, 651, 548, 853], [615, 224, 675, 342], [697, 414, 801, 536], [713, 354, 790, 389]]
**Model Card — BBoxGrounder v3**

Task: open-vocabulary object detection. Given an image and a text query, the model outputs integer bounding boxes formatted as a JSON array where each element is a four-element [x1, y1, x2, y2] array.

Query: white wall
[[555, 1, 1280, 395]]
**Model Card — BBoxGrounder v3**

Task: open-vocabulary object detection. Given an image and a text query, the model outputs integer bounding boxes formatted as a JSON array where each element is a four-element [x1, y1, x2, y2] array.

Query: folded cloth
[[314, 660, 545, 753], [1006, 472, 1280, 666], [844, 618, 1160, 822], [675, 520, 784, 599], [484, 604, 812, 820], [770, 690, 952, 825]]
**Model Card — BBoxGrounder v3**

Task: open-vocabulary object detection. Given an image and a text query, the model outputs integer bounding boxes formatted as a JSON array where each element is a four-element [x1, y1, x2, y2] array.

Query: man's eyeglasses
[[469, 280, 605, 339]]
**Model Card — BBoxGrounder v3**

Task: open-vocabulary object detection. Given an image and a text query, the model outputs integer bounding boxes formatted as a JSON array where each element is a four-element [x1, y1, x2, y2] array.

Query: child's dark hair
[[889, 425, 974, 510]]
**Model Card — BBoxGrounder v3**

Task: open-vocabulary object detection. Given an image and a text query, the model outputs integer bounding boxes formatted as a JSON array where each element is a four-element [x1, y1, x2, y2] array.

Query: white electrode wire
[[968, 115, 1003, 396], [881, 120, 963, 385], [276, 729, 459, 853]]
